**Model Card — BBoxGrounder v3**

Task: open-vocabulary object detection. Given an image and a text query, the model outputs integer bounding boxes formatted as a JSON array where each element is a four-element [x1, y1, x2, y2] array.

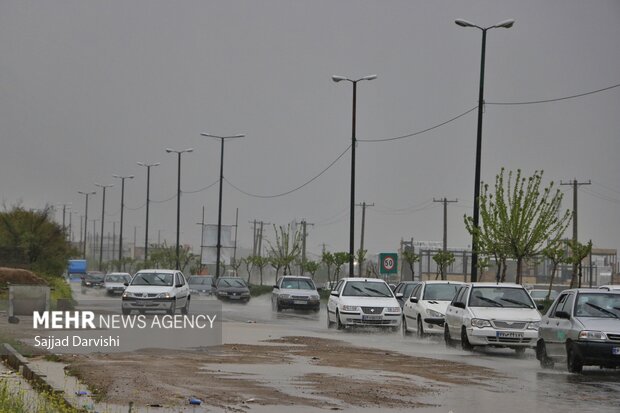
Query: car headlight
[[310, 294, 320, 300], [386, 307, 401, 313], [471, 318, 492, 328], [527, 321, 540, 330], [122, 292, 130, 298], [218, 291, 228, 296], [426, 309, 444, 318], [579, 330, 607, 340], [279, 294, 291, 299], [157, 292, 172, 299], [341, 305, 359, 312]]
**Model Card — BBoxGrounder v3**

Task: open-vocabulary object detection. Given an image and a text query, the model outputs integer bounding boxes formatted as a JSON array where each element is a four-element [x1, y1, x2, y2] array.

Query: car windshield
[[105, 274, 130, 283], [574, 293, 620, 318], [423, 284, 460, 301], [218, 278, 247, 288], [281, 278, 315, 290], [469, 287, 535, 308], [131, 272, 174, 286], [189, 277, 212, 286], [85, 274, 104, 281], [342, 281, 393, 297]]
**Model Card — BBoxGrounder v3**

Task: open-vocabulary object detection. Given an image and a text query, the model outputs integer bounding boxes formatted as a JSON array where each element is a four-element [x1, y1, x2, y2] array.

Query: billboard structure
[[201, 224, 235, 265]]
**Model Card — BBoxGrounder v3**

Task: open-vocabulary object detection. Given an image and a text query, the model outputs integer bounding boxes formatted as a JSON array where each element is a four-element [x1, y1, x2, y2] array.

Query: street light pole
[[166, 148, 194, 271], [332, 74, 377, 277], [113, 174, 134, 271], [200, 132, 245, 279], [94, 183, 114, 271], [137, 162, 160, 266], [455, 18, 514, 282], [78, 191, 95, 259]]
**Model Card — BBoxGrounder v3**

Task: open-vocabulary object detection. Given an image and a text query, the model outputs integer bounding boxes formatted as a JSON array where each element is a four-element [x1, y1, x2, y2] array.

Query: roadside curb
[[1, 342, 85, 412]]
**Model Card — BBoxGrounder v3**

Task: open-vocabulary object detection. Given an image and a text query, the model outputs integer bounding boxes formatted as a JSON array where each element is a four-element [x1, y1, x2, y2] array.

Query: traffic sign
[[379, 253, 398, 275]]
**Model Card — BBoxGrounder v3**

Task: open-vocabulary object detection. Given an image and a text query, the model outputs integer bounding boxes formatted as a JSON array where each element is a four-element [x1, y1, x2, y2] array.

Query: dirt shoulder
[[65, 335, 502, 411]]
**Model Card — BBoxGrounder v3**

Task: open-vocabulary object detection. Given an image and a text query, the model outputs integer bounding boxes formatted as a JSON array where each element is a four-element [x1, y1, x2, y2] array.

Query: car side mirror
[[316, 287, 323, 292], [409, 297, 419, 303], [273, 285, 279, 289], [453, 302, 466, 309], [537, 304, 545, 311], [555, 311, 571, 320], [395, 293, 403, 299], [123, 282, 129, 287], [175, 283, 183, 288], [330, 290, 339, 297]]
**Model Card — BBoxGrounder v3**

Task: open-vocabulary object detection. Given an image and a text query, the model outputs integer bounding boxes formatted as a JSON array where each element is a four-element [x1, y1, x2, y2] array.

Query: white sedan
[[402, 281, 463, 337], [122, 269, 191, 315], [444, 283, 541, 354], [327, 278, 401, 330]]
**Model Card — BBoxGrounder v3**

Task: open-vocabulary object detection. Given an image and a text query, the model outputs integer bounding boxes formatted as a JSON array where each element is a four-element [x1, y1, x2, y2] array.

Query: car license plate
[[230, 296, 240, 299], [362, 315, 382, 321], [293, 300, 306, 305], [496, 331, 524, 338], [612, 347, 620, 355]]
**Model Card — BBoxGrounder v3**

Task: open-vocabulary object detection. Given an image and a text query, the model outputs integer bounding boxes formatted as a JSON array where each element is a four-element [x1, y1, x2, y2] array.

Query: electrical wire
[[125, 202, 147, 211], [580, 187, 620, 206], [224, 144, 351, 198], [592, 180, 620, 197], [182, 179, 220, 194], [487, 82, 620, 106], [358, 106, 478, 142], [151, 193, 177, 203]]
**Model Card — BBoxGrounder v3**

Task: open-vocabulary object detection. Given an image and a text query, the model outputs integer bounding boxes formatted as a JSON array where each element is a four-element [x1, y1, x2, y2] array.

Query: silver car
[[537, 289, 620, 373], [272, 276, 320, 312]]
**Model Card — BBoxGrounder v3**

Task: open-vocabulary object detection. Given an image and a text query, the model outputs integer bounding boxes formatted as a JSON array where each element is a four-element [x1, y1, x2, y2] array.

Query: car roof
[[136, 269, 177, 274], [468, 282, 524, 288], [281, 275, 312, 279], [561, 288, 620, 294], [422, 280, 464, 285], [340, 278, 386, 283], [106, 272, 130, 276]]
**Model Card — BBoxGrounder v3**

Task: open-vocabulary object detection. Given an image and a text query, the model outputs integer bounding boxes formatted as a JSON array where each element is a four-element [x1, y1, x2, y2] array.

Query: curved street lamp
[[455, 18, 514, 282], [137, 162, 160, 265], [166, 148, 194, 270], [113, 174, 134, 270], [331, 74, 377, 277]]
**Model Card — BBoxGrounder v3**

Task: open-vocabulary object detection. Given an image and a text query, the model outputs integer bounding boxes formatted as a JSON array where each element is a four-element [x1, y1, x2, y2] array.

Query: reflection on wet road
[[73, 283, 620, 413]]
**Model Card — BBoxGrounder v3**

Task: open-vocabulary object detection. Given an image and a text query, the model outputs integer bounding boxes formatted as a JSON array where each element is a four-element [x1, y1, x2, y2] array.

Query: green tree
[[321, 251, 335, 284], [148, 241, 199, 273], [465, 169, 571, 284], [242, 257, 253, 284], [248, 255, 268, 286], [333, 252, 350, 280], [229, 257, 242, 277], [267, 224, 302, 275], [0, 204, 77, 276], [301, 260, 320, 279], [355, 248, 367, 277], [543, 244, 567, 300], [269, 254, 285, 278], [402, 250, 420, 281], [433, 251, 455, 280], [567, 239, 592, 288]]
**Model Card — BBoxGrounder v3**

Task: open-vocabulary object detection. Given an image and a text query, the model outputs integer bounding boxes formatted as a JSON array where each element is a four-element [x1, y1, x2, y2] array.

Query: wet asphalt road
[[74, 284, 620, 413]]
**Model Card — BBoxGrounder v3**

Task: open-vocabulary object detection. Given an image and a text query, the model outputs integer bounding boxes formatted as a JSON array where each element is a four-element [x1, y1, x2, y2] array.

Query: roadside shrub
[[248, 284, 273, 297]]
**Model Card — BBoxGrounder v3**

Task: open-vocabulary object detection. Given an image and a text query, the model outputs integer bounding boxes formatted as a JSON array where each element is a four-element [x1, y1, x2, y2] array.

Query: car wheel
[[461, 326, 473, 351], [122, 308, 131, 316], [567, 342, 583, 373], [168, 300, 176, 316], [402, 316, 411, 337], [181, 297, 190, 315], [335, 310, 344, 330], [417, 316, 425, 339], [444, 324, 456, 347], [536, 340, 554, 369], [276, 300, 282, 312]]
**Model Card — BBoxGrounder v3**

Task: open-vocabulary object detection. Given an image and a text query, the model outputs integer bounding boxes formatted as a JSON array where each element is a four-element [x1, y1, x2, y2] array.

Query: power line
[[224, 144, 351, 198], [182, 179, 220, 194], [592, 180, 620, 197], [358, 106, 478, 143], [487, 82, 620, 106], [151, 193, 177, 203]]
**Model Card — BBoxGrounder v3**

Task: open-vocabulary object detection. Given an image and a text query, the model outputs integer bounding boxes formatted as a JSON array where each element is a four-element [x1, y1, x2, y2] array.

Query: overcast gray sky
[[1, 0, 619, 260]]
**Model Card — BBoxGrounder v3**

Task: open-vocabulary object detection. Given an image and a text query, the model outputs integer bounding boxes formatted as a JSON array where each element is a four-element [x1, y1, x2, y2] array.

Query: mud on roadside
[[63, 335, 502, 411]]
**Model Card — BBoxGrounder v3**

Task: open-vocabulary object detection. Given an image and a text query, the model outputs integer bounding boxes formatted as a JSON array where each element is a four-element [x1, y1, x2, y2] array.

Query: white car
[[122, 269, 190, 315], [103, 272, 132, 295], [402, 281, 463, 337], [326, 278, 401, 330], [272, 275, 321, 312], [444, 283, 542, 354]]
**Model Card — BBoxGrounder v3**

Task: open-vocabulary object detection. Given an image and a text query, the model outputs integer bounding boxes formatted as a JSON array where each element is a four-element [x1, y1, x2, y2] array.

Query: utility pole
[[561, 179, 591, 283], [251, 220, 258, 257], [233, 208, 239, 265], [433, 198, 458, 280], [298, 219, 315, 275], [79, 215, 84, 254], [112, 222, 117, 265], [198, 206, 205, 273], [356, 202, 374, 277]]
